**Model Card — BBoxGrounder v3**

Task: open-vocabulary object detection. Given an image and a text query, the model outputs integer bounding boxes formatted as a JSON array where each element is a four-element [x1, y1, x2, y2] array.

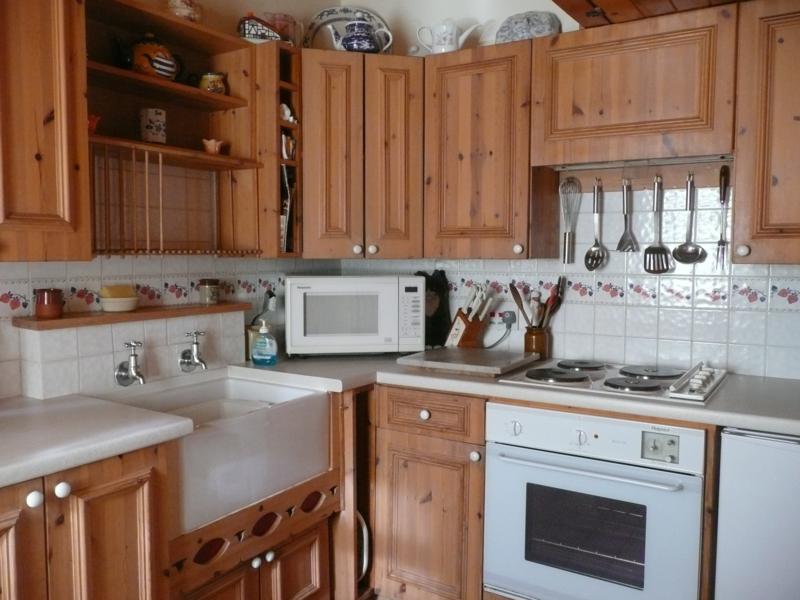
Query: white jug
[[417, 19, 479, 54]]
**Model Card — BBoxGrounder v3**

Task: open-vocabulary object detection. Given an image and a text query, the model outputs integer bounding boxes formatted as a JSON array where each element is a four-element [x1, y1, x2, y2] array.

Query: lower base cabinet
[[184, 521, 330, 600], [373, 428, 485, 600]]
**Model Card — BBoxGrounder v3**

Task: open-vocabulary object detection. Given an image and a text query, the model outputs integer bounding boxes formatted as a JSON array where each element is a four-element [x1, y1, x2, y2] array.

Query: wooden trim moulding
[[12, 302, 251, 331]]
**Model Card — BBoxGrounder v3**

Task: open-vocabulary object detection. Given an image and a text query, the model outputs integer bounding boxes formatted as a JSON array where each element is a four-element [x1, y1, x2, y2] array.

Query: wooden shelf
[[278, 81, 298, 92], [279, 120, 299, 130], [90, 135, 261, 171], [86, 0, 249, 55], [12, 302, 252, 331], [87, 61, 247, 111], [280, 159, 298, 167]]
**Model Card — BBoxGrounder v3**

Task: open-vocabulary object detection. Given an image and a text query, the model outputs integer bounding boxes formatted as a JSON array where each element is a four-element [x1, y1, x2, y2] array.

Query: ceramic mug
[[198, 72, 227, 94], [417, 20, 458, 53], [140, 108, 166, 144]]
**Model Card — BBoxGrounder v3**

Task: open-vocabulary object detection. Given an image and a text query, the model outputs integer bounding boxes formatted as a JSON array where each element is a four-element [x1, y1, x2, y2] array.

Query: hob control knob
[[510, 420, 523, 436], [665, 455, 676, 464]]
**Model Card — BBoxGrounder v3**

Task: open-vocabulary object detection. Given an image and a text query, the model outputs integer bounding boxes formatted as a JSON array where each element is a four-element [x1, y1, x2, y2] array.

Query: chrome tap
[[180, 331, 207, 372], [115, 341, 145, 386]]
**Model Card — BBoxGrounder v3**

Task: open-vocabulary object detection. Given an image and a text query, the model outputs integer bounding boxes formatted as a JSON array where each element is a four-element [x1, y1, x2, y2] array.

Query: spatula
[[643, 175, 672, 274]]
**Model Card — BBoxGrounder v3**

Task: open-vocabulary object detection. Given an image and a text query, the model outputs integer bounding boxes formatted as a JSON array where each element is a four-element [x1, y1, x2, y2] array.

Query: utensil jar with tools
[[524, 326, 551, 358]]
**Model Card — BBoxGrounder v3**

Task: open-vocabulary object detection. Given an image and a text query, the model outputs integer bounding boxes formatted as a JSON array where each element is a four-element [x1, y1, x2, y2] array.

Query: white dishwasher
[[715, 428, 800, 599]]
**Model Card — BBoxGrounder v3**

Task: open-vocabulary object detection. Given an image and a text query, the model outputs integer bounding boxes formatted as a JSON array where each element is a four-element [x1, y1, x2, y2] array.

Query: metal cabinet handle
[[26, 490, 44, 508], [419, 409, 431, 421], [54, 481, 72, 499], [356, 510, 370, 582]]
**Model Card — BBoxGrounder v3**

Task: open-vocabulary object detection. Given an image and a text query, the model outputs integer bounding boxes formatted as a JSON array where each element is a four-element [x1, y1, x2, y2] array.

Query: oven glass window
[[525, 484, 646, 589], [303, 293, 379, 335]]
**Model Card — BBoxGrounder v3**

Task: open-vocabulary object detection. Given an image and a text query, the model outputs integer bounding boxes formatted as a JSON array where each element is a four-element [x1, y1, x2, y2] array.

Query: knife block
[[445, 309, 489, 348]]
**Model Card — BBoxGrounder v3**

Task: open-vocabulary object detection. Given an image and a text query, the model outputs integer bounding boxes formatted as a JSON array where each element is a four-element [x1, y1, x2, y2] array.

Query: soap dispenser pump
[[251, 319, 278, 366]]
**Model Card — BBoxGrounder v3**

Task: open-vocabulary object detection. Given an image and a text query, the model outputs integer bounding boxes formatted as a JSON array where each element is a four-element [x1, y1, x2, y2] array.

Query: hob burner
[[604, 377, 663, 393], [525, 368, 591, 385], [619, 365, 685, 380], [556, 360, 605, 372]]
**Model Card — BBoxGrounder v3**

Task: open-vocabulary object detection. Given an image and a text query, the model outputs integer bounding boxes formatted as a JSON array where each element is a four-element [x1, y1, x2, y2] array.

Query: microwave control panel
[[398, 277, 425, 350]]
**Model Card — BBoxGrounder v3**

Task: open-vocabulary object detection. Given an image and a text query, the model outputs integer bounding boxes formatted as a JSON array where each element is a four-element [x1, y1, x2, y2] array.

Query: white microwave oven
[[285, 276, 425, 356]]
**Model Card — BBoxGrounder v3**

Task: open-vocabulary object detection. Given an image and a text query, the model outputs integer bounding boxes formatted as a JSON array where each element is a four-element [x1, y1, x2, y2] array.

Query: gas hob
[[499, 359, 726, 404]]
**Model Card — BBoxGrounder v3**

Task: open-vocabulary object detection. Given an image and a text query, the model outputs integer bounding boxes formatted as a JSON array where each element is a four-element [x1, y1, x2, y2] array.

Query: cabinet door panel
[[0, 479, 47, 600], [424, 42, 531, 258], [0, 0, 91, 260], [374, 429, 484, 600], [302, 49, 364, 259], [531, 5, 736, 166], [261, 521, 329, 600], [45, 447, 165, 600], [364, 55, 423, 259], [183, 563, 259, 600], [732, 0, 800, 263]]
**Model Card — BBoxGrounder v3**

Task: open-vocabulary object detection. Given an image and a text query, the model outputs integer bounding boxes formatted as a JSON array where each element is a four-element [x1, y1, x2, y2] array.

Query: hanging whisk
[[559, 176, 583, 264]]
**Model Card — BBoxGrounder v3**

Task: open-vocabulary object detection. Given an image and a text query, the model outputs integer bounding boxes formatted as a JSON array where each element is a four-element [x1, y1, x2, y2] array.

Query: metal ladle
[[673, 173, 707, 265]]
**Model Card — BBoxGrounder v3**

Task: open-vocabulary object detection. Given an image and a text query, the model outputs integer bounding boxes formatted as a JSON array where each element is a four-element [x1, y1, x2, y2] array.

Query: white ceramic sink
[[102, 373, 330, 533]]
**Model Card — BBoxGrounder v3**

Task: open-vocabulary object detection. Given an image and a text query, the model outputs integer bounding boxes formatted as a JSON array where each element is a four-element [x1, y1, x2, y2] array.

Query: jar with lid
[[34, 288, 64, 319], [196, 279, 219, 305]]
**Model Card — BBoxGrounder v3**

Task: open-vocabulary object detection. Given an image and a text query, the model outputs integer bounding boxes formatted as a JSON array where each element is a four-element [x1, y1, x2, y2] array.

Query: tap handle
[[124, 340, 143, 353], [185, 331, 206, 343]]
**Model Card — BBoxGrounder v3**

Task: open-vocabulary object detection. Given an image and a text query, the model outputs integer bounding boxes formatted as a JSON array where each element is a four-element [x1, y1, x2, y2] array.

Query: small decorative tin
[[139, 108, 166, 144], [197, 278, 219, 305], [198, 72, 227, 95]]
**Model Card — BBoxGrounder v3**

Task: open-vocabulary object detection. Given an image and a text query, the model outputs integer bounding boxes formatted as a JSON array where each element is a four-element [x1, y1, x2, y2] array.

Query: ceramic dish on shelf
[[100, 297, 138, 312], [495, 11, 561, 43], [303, 6, 393, 53]]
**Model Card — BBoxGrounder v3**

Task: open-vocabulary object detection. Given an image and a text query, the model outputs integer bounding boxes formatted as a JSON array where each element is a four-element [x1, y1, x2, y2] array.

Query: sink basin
[[102, 374, 330, 533]]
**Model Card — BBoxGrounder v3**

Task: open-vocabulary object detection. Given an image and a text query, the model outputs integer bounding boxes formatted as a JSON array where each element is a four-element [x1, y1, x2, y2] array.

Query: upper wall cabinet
[[732, 0, 800, 264], [530, 5, 737, 166], [424, 41, 535, 259], [302, 50, 423, 259], [0, 0, 92, 261]]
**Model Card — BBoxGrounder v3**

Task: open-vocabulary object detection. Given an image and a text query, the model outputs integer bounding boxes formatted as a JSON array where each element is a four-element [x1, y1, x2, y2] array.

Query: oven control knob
[[469, 451, 482, 463], [508, 420, 523, 436], [577, 430, 588, 446], [665, 455, 676, 464]]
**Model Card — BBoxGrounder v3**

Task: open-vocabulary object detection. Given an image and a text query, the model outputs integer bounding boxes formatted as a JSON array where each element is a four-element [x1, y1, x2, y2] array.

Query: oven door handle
[[496, 453, 684, 492]]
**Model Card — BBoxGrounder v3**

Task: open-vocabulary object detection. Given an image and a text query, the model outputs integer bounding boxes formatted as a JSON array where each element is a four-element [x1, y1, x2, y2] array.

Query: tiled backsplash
[[1, 183, 799, 397]]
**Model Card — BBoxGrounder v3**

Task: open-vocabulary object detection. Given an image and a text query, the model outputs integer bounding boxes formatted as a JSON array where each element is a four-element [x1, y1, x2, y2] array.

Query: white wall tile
[[77, 325, 113, 357], [0, 360, 21, 398], [112, 322, 145, 350], [594, 305, 625, 336], [564, 304, 594, 334], [626, 307, 658, 339], [39, 329, 78, 361], [691, 342, 728, 368], [765, 346, 800, 379], [729, 312, 766, 345], [727, 345, 765, 376], [143, 319, 168, 347], [594, 335, 625, 363], [693, 310, 728, 344], [21, 361, 43, 398], [658, 309, 692, 341], [766, 313, 800, 348], [658, 340, 692, 369], [79, 354, 115, 394], [0, 320, 20, 361], [41, 358, 79, 398], [625, 337, 658, 364]]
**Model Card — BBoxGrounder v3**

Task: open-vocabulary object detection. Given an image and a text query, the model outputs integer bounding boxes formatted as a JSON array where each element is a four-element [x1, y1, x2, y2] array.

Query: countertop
[[232, 356, 800, 436], [0, 394, 193, 488]]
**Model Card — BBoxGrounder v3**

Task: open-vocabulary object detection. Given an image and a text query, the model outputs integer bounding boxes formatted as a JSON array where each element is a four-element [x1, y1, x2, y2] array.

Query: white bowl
[[100, 297, 138, 312]]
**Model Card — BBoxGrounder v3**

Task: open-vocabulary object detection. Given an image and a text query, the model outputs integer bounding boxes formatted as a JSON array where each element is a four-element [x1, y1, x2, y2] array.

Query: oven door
[[484, 442, 703, 600]]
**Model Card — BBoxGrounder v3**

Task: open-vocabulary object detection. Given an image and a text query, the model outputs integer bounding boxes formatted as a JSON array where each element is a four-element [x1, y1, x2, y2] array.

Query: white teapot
[[417, 19, 479, 54]]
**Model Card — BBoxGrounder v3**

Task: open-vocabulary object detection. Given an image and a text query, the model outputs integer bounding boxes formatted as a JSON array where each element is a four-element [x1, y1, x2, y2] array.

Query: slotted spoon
[[616, 179, 638, 252], [584, 178, 608, 271], [644, 175, 672, 274]]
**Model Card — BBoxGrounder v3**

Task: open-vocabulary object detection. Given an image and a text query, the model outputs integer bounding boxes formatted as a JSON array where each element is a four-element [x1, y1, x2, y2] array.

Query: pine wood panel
[[373, 429, 484, 600], [378, 386, 485, 445], [0, 0, 92, 261], [302, 49, 364, 259], [424, 41, 532, 258], [45, 445, 169, 600], [554, 0, 611, 27], [0, 479, 47, 600], [732, 0, 800, 264], [531, 5, 737, 166], [364, 55, 424, 259], [183, 564, 259, 600], [330, 391, 358, 599], [261, 522, 330, 600]]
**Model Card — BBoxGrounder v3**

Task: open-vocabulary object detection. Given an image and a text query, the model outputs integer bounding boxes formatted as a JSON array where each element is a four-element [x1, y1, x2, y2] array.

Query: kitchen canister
[[139, 108, 166, 144], [196, 278, 220, 305], [34, 288, 64, 319]]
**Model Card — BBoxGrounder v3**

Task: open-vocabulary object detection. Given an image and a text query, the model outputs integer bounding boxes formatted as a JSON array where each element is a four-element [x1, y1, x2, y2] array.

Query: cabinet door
[[0, 479, 47, 600], [45, 447, 165, 599], [374, 429, 484, 600], [364, 55, 424, 259], [302, 49, 364, 259], [530, 5, 737, 166], [183, 563, 260, 600], [261, 521, 330, 600], [0, 0, 91, 261], [732, 0, 800, 263], [424, 41, 532, 258]]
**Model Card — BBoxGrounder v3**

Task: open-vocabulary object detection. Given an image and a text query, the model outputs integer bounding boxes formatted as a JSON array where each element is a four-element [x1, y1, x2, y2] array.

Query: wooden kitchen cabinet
[[302, 50, 423, 259], [0, 445, 169, 600], [0, 0, 92, 261], [373, 386, 485, 600], [0, 478, 48, 600], [184, 563, 260, 600], [732, 0, 800, 264], [530, 5, 737, 166], [424, 41, 537, 259]]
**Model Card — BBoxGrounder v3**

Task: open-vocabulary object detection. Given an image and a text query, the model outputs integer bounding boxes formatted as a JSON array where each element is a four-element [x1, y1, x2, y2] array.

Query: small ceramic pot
[[34, 288, 64, 319], [202, 138, 225, 154], [198, 72, 227, 94], [140, 108, 166, 144]]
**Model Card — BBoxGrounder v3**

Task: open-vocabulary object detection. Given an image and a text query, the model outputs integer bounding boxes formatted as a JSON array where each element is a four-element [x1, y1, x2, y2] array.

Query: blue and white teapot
[[327, 16, 392, 53]]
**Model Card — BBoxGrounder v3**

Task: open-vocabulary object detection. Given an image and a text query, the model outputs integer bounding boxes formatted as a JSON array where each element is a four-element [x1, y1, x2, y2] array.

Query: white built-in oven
[[285, 276, 425, 356], [484, 403, 705, 600]]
